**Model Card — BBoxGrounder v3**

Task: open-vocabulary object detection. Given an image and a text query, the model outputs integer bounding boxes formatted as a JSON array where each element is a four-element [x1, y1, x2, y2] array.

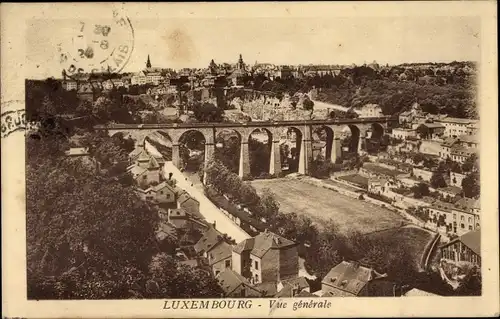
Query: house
[[436, 186, 462, 200], [391, 128, 417, 140], [360, 163, 409, 180], [277, 276, 310, 294], [155, 222, 178, 243], [438, 117, 478, 137], [424, 197, 480, 236], [65, 147, 90, 157], [254, 282, 278, 297], [208, 241, 234, 277], [417, 122, 445, 139], [359, 104, 383, 118], [440, 230, 481, 267], [466, 122, 479, 135], [216, 269, 262, 298], [135, 181, 176, 204], [194, 227, 227, 257], [62, 80, 78, 91], [228, 69, 247, 87], [367, 178, 390, 196], [232, 230, 299, 285], [177, 191, 202, 219], [453, 197, 481, 235], [321, 261, 397, 297], [412, 167, 434, 182], [167, 208, 209, 234], [450, 145, 477, 164], [455, 134, 479, 149], [450, 171, 467, 187], [398, 110, 414, 126], [439, 137, 459, 160], [131, 71, 147, 85], [76, 83, 96, 101], [127, 155, 161, 188]]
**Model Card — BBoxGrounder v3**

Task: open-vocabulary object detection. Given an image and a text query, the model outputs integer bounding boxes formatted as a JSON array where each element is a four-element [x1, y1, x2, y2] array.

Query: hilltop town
[[26, 53, 480, 299]]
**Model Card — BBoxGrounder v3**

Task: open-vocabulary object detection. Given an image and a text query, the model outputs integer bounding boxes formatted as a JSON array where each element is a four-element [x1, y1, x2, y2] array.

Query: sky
[[26, 15, 481, 79]]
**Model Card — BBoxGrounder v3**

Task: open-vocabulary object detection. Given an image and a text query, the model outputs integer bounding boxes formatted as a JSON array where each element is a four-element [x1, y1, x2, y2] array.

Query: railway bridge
[[94, 117, 396, 176]]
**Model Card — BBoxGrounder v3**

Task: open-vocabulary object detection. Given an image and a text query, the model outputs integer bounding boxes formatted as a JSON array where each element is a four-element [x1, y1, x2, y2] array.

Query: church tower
[[237, 54, 245, 71], [146, 55, 152, 69]]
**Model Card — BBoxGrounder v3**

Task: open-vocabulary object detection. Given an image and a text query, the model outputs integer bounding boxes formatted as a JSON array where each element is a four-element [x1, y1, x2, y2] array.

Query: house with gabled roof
[[440, 229, 481, 267], [321, 261, 397, 297], [177, 191, 202, 219], [216, 269, 262, 298], [232, 230, 299, 285]]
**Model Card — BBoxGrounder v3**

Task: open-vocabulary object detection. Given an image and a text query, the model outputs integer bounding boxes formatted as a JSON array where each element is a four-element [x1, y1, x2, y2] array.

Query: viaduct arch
[[95, 117, 394, 177]]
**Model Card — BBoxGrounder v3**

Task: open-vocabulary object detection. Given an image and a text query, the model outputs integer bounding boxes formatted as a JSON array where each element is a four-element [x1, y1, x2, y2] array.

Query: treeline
[[26, 126, 223, 299], [242, 64, 477, 119]]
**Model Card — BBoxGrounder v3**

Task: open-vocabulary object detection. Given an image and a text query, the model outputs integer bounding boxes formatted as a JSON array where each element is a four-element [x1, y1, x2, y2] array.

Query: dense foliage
[[27, 122, 223, 299]]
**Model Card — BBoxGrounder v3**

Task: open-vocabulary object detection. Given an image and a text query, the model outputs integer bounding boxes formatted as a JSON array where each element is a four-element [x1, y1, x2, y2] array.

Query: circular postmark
[[57, 9, 134, 78], [1, 100, 27, 139]]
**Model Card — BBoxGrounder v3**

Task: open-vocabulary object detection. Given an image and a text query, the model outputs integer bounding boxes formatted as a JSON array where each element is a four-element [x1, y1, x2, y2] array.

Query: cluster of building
[[191, 227, 401, 298], [393, 102, 479, 163]]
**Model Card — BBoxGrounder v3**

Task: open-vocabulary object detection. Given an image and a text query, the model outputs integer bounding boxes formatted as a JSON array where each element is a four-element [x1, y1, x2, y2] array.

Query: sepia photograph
[[1, 2, 498, 318]]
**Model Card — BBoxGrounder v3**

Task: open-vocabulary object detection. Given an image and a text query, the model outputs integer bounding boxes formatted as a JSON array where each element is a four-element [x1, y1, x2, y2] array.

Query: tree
[[430, 172, 447, 189], [461, 173, 480, 198], [193, 102, 224, 122], [411, 182, 430, 198], [411, 152, 425, 165], [303, 98, 314, 111]]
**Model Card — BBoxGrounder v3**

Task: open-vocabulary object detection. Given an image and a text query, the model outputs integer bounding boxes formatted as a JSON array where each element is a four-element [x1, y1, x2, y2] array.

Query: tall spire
[[146, 54, 152, 69], [237, 54, 245, 71]]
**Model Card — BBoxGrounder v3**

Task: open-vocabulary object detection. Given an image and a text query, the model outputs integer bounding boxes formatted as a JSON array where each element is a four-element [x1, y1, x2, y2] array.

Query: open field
[[250, 178, 406, 234], [366, 225, 436, 270]]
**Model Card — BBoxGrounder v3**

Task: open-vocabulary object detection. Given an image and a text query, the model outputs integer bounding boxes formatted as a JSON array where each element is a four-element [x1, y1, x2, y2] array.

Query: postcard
[[1, 2, 498, 318]]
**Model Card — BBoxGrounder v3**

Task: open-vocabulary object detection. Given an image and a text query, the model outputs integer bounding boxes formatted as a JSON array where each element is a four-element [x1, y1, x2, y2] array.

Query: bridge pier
[[238, 140, 251, 178], [269, 139, 281, 176], [331, 138, 342, 163], [298, 126, 313, 175], [172, 144, 181, 168]]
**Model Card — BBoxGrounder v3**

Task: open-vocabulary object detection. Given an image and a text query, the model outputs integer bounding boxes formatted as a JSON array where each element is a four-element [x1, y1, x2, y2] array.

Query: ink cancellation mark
[[1, 100, 27, 139], [57, 9, 135, 77]]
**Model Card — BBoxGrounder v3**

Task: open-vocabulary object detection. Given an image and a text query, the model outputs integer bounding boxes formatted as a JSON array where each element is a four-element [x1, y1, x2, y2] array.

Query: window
[[461, 223, 465, 229], [167, 194, 171, 199], [215, 270, 220, 276], [254, 261, 259, 270], [476, 223, 480, 229], [468, 217, 472, 223], [240, 289, 246, 297], [453, 213, 457, 220], [143, 175, 147, 180], [160, 191, 163, 194], [225, 260, 231, 268], [255, 274, 259, 283], [469, 225, 473, 230], [461, 216, 464, 221]]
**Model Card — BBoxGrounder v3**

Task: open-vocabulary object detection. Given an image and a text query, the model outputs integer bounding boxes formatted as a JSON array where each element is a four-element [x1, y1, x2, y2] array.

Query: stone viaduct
[[94, 117, 396, 177]]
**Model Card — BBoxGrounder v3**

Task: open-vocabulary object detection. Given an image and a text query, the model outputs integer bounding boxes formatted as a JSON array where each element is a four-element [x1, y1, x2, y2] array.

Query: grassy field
[[366, 225, 436, 270], [250, 178, 406, 234]]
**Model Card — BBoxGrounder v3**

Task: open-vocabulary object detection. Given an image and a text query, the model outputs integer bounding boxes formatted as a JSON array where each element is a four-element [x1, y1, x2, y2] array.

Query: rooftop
[[321, 261, 386, 296], [439, 117, 477, 124], [194, 227, 225, 254], [454, 197, 480, 211], [217, 269, 254, 296], [233, 230, 296, 258], [362, 163, 407, 178], [442, 229, 481, 256], [65, 147, 89, 156], [208, 241, 233, 266]]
